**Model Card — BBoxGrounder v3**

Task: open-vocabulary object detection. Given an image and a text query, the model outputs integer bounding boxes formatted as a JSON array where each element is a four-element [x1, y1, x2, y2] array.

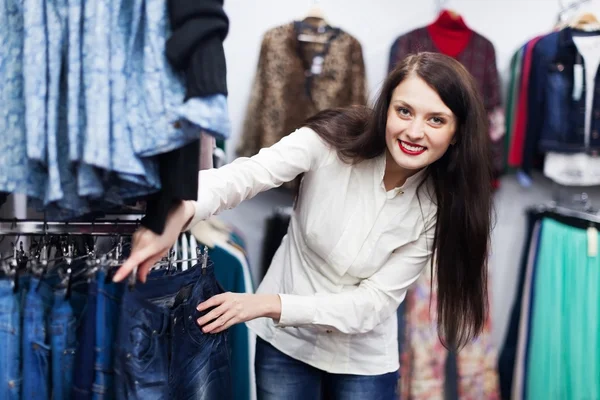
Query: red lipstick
[[398, 140, 426, 156]]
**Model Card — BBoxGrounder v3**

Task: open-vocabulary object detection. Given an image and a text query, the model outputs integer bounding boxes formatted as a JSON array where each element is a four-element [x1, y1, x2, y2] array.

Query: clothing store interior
[[1, 0, 600, 398]]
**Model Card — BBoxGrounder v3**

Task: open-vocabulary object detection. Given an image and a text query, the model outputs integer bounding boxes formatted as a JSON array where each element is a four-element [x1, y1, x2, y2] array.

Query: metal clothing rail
[[528, 203, 600, 225], [0, 218, 142, 236]]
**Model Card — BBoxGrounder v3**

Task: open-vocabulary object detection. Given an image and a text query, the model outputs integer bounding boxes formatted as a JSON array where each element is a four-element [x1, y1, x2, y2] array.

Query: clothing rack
[[0, 218, 141, 236], [0, 217, 210, 289], [528, 202, 600, 224]]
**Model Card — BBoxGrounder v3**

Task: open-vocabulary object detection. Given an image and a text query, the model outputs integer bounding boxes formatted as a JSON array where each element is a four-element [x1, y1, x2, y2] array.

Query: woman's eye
[[397, 107, 410, 117], [430, 117, 445, 125]]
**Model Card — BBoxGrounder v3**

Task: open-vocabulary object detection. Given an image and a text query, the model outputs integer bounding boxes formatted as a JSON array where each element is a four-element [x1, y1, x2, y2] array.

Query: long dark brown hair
[[302, 52, 492, 349]]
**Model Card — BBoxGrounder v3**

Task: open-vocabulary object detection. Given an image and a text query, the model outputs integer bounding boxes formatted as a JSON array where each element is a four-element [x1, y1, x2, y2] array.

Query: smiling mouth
[[398, 140, 426, 155]]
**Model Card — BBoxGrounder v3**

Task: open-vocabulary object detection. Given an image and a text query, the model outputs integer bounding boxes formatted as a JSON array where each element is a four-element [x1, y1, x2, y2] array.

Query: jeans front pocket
[[117, 307, 168, 398]]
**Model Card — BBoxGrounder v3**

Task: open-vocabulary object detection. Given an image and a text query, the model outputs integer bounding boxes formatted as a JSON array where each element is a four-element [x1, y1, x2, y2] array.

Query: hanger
[[304, 0, 326, 24], [298, 0, 330, 44], [189, 220, 229, 249], [435, 0, 462, 19], [207, 217, 232, 234], [180, 232, 189, 271], [570, 11, 600, 31]]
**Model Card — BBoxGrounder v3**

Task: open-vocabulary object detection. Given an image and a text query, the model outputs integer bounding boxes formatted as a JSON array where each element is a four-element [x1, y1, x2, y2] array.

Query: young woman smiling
[[114, 52, 493, 399]]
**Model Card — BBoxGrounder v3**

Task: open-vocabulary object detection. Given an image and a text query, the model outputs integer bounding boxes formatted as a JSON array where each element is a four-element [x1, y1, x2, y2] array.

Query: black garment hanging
[[141, 0, 230, 235]]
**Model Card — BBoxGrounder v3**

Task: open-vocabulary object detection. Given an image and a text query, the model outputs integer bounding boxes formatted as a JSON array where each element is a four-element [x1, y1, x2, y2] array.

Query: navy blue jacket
[[524, 28, 600, 174]]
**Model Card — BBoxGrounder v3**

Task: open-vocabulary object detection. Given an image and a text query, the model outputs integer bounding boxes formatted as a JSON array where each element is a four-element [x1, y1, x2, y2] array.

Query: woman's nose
[[406, 120, 425, 141]]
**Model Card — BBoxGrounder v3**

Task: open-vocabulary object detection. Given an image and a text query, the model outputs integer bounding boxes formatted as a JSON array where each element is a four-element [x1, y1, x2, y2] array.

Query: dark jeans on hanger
[[0, 279, 21, 400], [114, 263, 232, 399], [92, 270, 125, 400], [50, 287, 85, 400], [72, 279, 98, 399], [22, 277, 54, 400]]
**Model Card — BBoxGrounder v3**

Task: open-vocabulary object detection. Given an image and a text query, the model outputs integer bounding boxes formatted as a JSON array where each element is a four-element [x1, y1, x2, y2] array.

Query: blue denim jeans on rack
[[0, 279, 21, 400], [114, 263, 232, 399], [22, 277, 54, 400], [255, 337, 399, 400], [50, 283, 88, 400], [72, 278, 98, 399], [50, 288, 75, 400], [93, 270, 125, 400]]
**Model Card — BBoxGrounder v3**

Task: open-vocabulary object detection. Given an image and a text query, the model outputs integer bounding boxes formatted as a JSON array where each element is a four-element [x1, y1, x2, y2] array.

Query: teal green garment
[[526, 218, 600, 399], [505, 46, 524, 171], [210, 245, 252, 400], [229, 231, 247, 251]]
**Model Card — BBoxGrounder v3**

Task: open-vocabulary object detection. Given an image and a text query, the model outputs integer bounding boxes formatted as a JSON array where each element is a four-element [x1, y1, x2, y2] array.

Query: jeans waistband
[[27, 276, 55, 307], [122, 261, 218, 323]]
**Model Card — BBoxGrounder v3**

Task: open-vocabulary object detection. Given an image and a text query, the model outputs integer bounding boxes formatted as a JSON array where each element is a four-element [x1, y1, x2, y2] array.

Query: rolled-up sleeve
[[277, 217, 436, 334], [187, 127, 330, 229]]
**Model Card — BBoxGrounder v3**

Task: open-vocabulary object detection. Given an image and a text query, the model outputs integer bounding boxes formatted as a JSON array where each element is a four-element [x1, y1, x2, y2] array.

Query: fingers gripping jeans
[[114, 263, 233, 400]]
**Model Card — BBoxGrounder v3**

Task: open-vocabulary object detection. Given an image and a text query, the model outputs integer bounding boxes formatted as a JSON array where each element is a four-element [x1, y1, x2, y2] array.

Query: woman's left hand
[[196, 293, 282, 334]]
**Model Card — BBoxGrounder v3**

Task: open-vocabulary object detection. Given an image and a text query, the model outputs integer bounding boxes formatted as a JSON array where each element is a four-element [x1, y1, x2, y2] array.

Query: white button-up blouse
[[189, 127, 437, 375]]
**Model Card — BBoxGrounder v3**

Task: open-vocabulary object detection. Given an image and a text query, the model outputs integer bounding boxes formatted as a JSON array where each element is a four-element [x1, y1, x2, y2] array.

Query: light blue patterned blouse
[[0, 0, 230, 219]]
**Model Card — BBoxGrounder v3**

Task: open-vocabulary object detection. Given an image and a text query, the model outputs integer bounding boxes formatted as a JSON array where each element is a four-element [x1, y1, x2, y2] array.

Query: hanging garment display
[[388, 10, 505, 187], [527, 28, 600, 185], [399, 264, 500, 400], [500, 208, 600, 400], [0, 0, 230, 233], [236, 20, 367, 159], [0, 219, 252, 400], [506, 12, 600, 186]]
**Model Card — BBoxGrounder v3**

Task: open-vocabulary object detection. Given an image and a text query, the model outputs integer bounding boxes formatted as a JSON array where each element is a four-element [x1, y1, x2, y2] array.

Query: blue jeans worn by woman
[[255, 337, 399, 400]]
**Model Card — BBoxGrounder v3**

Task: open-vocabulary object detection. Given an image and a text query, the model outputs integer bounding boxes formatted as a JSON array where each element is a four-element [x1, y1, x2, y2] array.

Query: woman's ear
[[450, 136, 457, 145]]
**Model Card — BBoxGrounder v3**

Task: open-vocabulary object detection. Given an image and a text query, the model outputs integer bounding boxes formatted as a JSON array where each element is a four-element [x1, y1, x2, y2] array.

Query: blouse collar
[[374, 153, 429, 197]]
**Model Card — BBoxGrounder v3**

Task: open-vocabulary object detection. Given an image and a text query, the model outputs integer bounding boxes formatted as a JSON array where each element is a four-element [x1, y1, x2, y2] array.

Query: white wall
[[221, 0, 600, 346]]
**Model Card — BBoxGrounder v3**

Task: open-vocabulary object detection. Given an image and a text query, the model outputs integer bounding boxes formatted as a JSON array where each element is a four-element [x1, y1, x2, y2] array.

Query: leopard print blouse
[[237, 22, 367, 159]]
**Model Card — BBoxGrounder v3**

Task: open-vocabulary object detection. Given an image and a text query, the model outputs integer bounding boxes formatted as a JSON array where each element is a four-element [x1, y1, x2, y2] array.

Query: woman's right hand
[[112, 200, 196, 283]]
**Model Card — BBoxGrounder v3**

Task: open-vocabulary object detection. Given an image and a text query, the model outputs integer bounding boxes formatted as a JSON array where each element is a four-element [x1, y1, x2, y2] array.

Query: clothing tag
[[587, 226, 598, 257], [516, 171, 532, 188], [572, 64, 583, 101], [311, 55, 324, 75]]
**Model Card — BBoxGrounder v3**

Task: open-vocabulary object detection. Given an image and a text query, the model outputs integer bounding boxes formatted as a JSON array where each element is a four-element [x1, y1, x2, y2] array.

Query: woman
[[113, 52, 493, 399]]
